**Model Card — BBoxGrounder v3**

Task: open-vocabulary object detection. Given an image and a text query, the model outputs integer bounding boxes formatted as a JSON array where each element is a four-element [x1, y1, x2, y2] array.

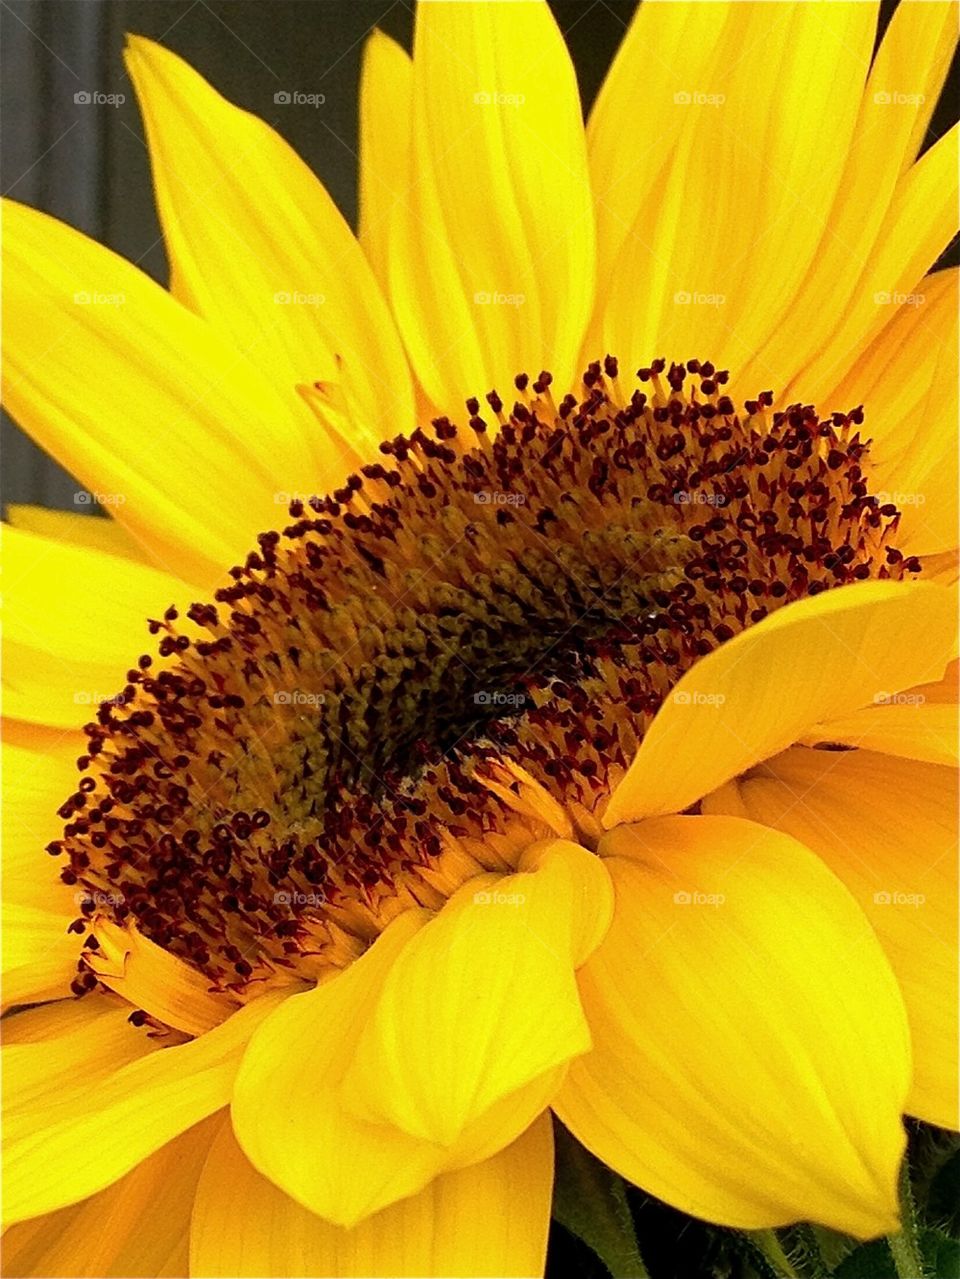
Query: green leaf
[[920, 1227, 960, 1279], [835, 1240, 898, 1279], [551, 1119, 650, 1279]]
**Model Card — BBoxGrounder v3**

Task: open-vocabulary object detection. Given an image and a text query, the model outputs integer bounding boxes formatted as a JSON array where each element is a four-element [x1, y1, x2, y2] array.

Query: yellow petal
[[359, 30, 413, 299], [707, 749, 958, 1131], [3, 990, 283, 1224], [232, 910, 445, 1229], [555, 815, 910, 1238], [2, 729, 85, 905], [799, 660, 958, 767], [3, 523, 190, 727], [604, 581, 956, 826], [1, 199, 317, 587], [124, 36, 413, 462], [586, 1, 727, 295], [388, 0, 595, 415], [1, 1114, 220, 1278], [191, 1112, 553, 1279], [789, 126, 959, 405], [85, 919, 237, 1037], [827, 269, 958, 558], [5, 506, 141, 562], [740, 0, 959, 396], [596, 2, 878, 382], [344, 840, 610, 1147], [2, 904, 80, 1010]]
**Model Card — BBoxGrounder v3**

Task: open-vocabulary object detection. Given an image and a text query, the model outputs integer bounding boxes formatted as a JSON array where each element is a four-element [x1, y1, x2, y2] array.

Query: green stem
[[887, 1157, 926, 1279], [750, 1230, 801, 1278]]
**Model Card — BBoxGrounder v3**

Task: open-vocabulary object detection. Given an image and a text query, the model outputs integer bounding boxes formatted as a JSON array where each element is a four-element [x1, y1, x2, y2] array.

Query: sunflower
[[2, 2, 958, 1277]]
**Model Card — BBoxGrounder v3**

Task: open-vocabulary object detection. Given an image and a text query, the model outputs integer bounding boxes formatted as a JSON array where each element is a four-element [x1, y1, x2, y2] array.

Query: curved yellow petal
[[799, 660, 958, 767], [741, 0, 958, 397], [5, 506, 141, 562], [388, 0, 595, 415], [232, 910, 445, 1229], [344, 840, 610, 1147], [124, 36, 413, 462], [1, 199, 317, 587], [85, 919, 237, 1038], [2, 904, 80, 1010], [191, 1112, 553, 1279], [3, 524, 190, 728], [706, 749, 958, 1131], [1, 1114, 220, 1278], [596, 2, 878, 381], [3, 991, 283, 1224], [359, 30, 413, 299], [604, 581, 956, 826], [556, 815, 910, 1238]]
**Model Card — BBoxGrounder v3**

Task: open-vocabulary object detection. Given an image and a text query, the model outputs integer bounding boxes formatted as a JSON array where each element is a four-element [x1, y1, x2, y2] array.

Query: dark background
[[1, 0, 956, 513]]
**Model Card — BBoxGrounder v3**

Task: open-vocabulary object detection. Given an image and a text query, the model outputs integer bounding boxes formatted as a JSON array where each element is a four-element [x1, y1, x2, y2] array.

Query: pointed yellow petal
[[586, 1, 727, 294], [2, 199, 318, 586], [344, 840, 610, 1147], [3, 991, 283, 1224], [596, 2, 878, 381], [6, 506, 141, 562], [827, 269, 958, 558], [359, 30, 413, 299], [3, 524, 190, 727], [604, 581, 956, 826], [124, 36, 413, 461], [741, 0, 958, 397], [388, 0, 595, 414], [799, 660, 958, 766], [556, 815, 910, 1238], [191, 1112, 553, 1279], [707, 749, 958, 1131], [789, 126, 959, 405], [0, 1114, 220, 1278]]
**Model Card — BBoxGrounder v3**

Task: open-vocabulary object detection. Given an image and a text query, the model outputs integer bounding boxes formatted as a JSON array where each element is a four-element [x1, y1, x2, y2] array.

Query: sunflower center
[[53, 357, 920, 1004]]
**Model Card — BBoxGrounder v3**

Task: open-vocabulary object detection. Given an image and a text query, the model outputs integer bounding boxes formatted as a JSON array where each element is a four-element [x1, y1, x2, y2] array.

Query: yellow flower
[[2, 3, 958, 1277]]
